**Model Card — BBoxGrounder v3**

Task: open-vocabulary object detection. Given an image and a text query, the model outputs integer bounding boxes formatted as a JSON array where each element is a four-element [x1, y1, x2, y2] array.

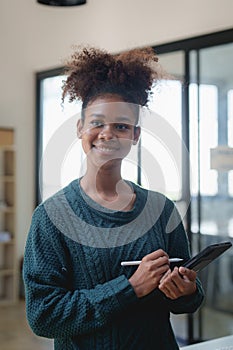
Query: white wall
[[0, 0, 232, 258]]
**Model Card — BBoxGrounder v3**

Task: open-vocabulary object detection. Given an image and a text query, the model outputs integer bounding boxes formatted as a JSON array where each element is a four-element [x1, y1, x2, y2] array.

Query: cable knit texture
[[23, 179, 204, 350]]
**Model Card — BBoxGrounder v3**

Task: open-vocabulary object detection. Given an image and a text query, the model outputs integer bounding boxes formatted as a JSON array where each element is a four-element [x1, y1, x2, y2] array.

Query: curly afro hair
[[62, 46, 166, 109]]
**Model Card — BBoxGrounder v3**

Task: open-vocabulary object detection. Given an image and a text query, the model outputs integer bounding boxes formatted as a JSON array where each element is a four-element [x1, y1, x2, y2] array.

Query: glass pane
[[189, 83, 218, 198], [199, 43, 233, 238], [41, 75, 82, 201], [228, 89, 233, 146], [141, 51, 184, 202], [190, 42, 233, 342], [228, 90, 233, 196], [141, 79, 182, 201], [40, 75, 139, 200]]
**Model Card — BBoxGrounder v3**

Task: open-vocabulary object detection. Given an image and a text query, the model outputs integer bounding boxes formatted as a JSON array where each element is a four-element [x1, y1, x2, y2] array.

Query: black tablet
[[182, 241, 232, 272]]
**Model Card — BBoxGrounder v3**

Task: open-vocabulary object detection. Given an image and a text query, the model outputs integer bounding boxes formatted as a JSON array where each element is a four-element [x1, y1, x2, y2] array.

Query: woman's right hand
[[128, 249, 170, 298]]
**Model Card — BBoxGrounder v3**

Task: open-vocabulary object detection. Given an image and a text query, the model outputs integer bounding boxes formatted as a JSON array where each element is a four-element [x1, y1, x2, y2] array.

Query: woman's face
[[77, 95, 140, 167]]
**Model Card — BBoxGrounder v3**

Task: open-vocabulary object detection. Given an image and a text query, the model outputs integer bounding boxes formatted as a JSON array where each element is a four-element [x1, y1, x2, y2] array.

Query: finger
[[153, 256, 170, 267], [154, 264, 170, 277], [168, 267, 187, 292], [179, 267, 197, 281], [159, 283, 179, 300], [143, 249, 169, 261], [140, 257, 168, 271], [160, 267, 185, 289], [143, 256, 169, 270], [160, 267, 197, 297], [175, 267, 197, 293], [159, 269, 178, 289], [159, 269, 171, 283]]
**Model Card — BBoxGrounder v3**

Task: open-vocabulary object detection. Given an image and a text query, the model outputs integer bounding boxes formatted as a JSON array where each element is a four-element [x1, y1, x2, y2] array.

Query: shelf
[[0, 299, 17, 306], [0, 145, 15, 151], [0, 175, 15, 182], [0, 239, 15, 245], [0, 206, 15, 213], [0, 269, 15, 276], [0, 298, 17, 306], [0, 128, 17, 305]]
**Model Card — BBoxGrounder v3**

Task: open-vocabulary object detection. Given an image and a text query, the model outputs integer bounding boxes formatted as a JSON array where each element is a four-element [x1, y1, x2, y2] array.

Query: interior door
[[190, 42, 233, 341]]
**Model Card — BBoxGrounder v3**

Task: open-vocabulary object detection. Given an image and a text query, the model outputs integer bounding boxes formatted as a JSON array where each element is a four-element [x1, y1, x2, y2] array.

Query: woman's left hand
[[158, 266, 197, 300]]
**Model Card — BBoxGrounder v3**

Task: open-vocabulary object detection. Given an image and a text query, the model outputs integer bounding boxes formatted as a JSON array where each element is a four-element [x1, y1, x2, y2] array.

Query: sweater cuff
[[108, 275, 138, 309]]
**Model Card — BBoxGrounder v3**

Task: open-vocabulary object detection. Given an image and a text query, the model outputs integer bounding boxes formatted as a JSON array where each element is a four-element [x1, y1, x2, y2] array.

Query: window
[[144, 79, 183, 200], [228, 89, 233, 195], [39, 75, 82, 201], [38, 77, 183, 202], [189, 83, 218, 196]]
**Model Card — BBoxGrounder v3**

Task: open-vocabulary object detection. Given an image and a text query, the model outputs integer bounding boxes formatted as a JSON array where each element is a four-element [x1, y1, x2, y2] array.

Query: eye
[[90, 120, 104, 128], [115, 123, 131, 131]]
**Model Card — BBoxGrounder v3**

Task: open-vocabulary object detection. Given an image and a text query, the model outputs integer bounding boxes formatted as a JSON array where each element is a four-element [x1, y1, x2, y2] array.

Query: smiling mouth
[[94, 145, 119, 153], [93, 143, 120, 153]]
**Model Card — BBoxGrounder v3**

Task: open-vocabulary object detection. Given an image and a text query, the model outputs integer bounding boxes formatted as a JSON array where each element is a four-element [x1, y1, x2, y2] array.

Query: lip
[[93, 143, 120, 154]]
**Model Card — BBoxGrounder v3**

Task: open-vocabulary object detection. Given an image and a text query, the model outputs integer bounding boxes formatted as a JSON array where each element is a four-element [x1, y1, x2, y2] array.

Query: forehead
[[84, 99, 138, 124]]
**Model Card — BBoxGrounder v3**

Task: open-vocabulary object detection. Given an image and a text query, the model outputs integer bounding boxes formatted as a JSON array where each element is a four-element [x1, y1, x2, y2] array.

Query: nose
[[98, 124, 115, 140]]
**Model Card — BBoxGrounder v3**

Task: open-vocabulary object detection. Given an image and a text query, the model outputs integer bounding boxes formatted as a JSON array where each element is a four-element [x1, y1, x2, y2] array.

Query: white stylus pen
[[121, 258, 183, 266]]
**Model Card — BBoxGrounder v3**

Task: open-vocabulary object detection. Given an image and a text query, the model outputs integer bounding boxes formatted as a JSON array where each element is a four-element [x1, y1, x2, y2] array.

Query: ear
[[133, 126, 141, 145], [77, 119, 83, 138]]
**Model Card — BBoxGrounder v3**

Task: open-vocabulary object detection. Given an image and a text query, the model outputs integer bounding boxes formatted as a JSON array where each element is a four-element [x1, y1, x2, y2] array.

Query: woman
[[23, 46, 204, 349]]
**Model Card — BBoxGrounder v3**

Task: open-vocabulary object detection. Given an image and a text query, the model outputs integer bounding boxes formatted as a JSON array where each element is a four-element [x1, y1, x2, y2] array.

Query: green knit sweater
[[23, 179, 204, 349]]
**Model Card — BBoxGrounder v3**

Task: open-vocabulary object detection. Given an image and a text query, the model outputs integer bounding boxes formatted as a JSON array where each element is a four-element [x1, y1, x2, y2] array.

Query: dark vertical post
[[35, 74, 43, 206], [183, 50, 195, 345], [196, 49, 203, 343], [137, 137, 142, 186]]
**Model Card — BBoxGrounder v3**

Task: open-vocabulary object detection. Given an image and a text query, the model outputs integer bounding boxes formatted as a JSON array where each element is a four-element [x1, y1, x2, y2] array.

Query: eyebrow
[[88, 113, 134, 123]]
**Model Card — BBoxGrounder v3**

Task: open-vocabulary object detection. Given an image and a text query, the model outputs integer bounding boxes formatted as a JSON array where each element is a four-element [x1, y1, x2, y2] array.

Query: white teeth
[[97, 147, 116, 152]]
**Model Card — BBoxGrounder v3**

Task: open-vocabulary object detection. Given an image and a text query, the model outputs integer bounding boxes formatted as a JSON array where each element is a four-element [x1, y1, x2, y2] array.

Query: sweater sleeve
[[160, 198, 205, 314], [165, 278, 204, 314], [23, 205, 138, 339]]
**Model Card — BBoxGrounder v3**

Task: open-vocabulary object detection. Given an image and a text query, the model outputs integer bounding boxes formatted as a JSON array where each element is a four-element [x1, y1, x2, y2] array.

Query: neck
[[80, 163, 135, 211], [81, 166, 122, 198]]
